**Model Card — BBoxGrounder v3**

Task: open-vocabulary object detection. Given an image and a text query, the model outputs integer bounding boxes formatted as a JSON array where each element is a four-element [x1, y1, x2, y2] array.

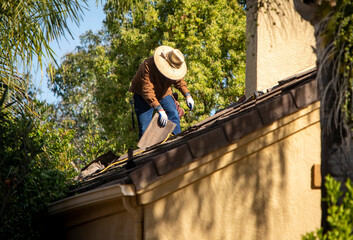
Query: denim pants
[[133, 94, 181, 138]]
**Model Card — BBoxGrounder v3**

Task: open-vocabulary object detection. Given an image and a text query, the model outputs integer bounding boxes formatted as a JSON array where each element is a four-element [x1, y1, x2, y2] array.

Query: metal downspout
[[123, 196, 143, 240]]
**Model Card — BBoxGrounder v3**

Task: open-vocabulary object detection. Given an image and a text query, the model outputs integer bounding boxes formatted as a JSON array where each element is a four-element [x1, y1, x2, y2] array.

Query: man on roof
[[129, 45, 195, 139]]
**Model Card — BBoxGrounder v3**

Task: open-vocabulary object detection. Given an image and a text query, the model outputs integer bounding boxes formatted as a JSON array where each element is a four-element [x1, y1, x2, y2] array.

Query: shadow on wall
[[247, 0, 299, 44], [143, 123, 291, 240]]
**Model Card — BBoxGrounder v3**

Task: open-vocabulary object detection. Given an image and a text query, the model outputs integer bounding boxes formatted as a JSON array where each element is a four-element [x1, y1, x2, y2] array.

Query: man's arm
[[140, 61, 161, 108], [174, 79, 194, 110], [173, 78, 190, 97]]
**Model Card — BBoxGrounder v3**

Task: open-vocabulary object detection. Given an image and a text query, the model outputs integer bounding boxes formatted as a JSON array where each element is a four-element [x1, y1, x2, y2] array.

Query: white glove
[[186, 96, 194, 111], [157, 108, 168, 127]]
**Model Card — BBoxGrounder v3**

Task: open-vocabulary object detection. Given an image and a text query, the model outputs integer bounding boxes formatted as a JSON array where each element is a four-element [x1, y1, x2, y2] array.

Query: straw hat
[[154, 45, 187, 80]]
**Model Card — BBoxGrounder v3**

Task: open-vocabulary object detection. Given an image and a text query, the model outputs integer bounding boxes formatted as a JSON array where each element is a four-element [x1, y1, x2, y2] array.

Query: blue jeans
[[133, 94, 181, 139]]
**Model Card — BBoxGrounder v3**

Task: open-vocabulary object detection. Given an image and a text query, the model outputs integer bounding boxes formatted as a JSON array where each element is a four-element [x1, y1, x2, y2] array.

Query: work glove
[[155, 105, 168, 127], [186, 94, 195, 111]]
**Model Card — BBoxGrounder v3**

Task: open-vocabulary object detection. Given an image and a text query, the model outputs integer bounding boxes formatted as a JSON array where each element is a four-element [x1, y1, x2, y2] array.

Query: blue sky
[[33, 0, 105, 103]]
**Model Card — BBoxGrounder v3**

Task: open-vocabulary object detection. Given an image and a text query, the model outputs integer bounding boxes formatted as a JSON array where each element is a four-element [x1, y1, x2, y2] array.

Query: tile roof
[[70, 68, 318, 195]]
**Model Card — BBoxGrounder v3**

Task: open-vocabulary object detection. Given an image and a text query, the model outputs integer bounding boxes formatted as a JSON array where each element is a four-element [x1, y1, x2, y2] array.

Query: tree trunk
[[293, 0, 353, 231], [318, 38, 353, 230]]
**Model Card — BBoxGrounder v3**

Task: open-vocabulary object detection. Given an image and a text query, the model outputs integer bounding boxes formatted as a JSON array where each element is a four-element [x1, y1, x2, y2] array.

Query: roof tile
[[153, 144, 194, 176], [222, 109, 263, 143], [187, 127, 229, 158], [290, 79, 318, 108], [257, 93, 297, 125], [129, 161, 159, 191]]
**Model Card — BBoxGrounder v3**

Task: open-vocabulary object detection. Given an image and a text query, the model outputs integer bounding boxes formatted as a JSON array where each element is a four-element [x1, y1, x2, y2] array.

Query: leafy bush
[[302, 175, 353, 240], [0, 98, 78, 240]]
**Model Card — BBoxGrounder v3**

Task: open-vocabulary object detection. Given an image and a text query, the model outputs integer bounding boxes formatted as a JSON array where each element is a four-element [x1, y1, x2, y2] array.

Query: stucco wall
[[48, 190, 137, 240], [140, 102, 321, 240], [245, 0, 316, 97], [64, 201, 134, 240]]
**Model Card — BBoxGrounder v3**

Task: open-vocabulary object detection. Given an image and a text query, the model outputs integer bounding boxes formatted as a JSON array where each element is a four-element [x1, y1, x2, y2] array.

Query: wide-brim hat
[[154, 45, 187, 80]]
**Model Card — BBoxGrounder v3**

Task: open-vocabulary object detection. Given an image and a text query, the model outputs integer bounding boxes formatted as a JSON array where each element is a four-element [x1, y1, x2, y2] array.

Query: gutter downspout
[[122, 188, 143, 240]]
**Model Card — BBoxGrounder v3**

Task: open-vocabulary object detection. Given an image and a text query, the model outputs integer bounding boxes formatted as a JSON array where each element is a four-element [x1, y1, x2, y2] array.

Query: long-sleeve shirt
[[129, 56, 190, 108]]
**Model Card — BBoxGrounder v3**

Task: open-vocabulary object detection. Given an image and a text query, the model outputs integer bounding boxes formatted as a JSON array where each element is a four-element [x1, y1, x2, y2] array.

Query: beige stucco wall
[[139, 101, 321, 240], [64, 200, 135, 240], [48, 185, 138, 240], [246, 0, 316, 97]]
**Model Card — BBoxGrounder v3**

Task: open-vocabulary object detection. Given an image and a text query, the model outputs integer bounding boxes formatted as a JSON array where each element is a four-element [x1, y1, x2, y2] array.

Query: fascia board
[[48, 184, 136, 215]]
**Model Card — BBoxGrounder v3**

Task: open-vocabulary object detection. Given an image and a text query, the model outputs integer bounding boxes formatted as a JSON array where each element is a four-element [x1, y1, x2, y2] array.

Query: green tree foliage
[[302, 175, 353, 240], [51, 0, 246, 153], [104, 0, 246, 123], [0, 91, 77, 239], [0, 0, 87, 94], [0, 0, 91, 239], [50, 31, 123, 160], [321, 0, 353, 135]]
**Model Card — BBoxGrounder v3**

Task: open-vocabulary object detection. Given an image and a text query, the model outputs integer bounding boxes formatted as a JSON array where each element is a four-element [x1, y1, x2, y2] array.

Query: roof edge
[[48, 184, 136, 215]]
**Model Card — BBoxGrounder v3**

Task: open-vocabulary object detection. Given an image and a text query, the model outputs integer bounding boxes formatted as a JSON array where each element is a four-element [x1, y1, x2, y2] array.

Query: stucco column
[[245, 0, 316, 98]]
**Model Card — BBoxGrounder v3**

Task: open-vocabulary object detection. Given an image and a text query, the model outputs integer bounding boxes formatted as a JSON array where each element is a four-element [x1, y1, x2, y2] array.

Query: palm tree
[[294, 0, 353, 230], [0, 0, 89, 222], [0, 2, 135, 237], [0, 0, 89, 106]]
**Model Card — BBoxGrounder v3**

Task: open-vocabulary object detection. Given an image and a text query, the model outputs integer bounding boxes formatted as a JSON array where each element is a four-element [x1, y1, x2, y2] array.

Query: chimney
[[245, 0, 316, 98]]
